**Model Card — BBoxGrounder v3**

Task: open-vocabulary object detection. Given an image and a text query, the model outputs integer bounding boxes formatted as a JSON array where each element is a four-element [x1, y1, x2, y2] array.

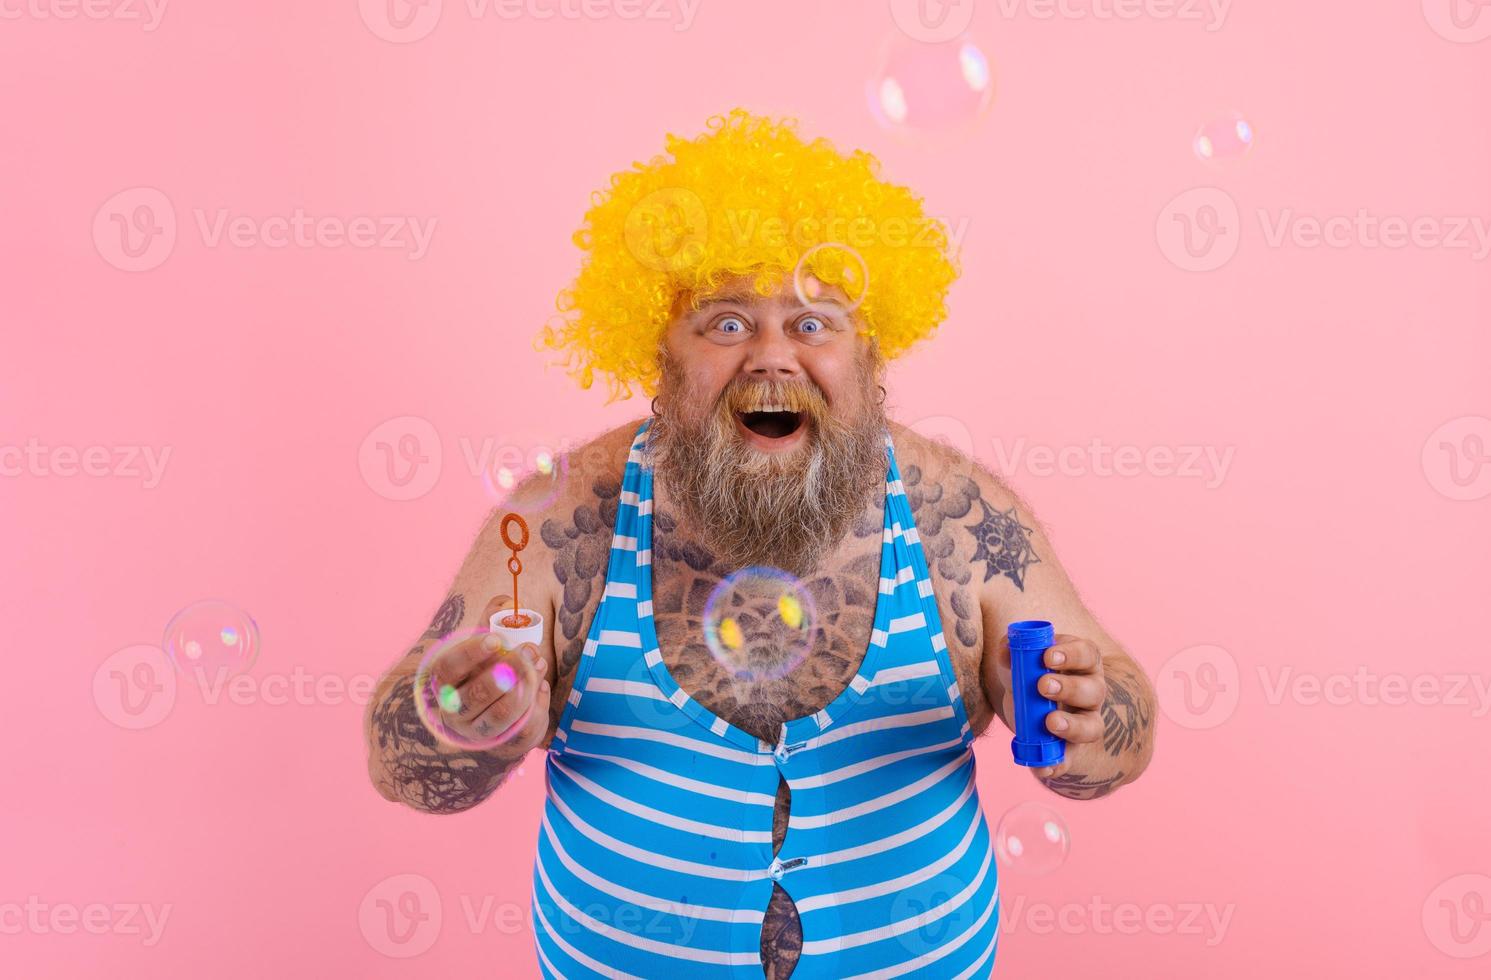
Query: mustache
[[719, 378, 828, 419]]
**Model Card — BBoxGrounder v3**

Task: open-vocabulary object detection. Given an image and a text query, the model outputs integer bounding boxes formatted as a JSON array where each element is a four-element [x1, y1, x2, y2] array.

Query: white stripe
[[545, 782, 763, 881], [551, 759, 772, 842], [887, 611, 927, 634], [869, 661, 940, 687], [584, 678, 668, 702], [869, 628, 889, 648], [618, 490, 653, 515], [612, 535, 638, 551], [810, 704, 953, 751], [917, 578, 934, 598], [536, 850, 760, 967], [849, 674, 870, 695], [710, 716, 728, 736], [644, 648, 663, 667], [887, 478, 906, 497], [568, 719, 769, 765], [532, 890, 645, 980], [931, 632, 948, 652], [637, 599, 653, 619], [903, 527, 921, 545], [786, 751, 969, 829], [637, 549, 651, 566], [564, 747, 777, 806], [878, 567, 915, 594], [948, 922, 999, 980], [597, 629, 642, 649], [604, 581, 637, 600], [831, 852, 998, 977], [803, 841, 993, 957], [583, 637, 599, 658], [795, 796, 982, 913], [806, 772, 976, 869], [789, 735, 966, 790], [540, 811, 765, 924]]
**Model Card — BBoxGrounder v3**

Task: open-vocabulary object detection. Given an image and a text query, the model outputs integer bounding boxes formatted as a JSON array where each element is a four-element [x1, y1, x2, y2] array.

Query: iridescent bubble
[[480, 443, 570, 516], [868, 33, 996, 137], [793, 244, 870, 316], [994, 802, 1071, 876], [1193, 112, 1255, 162], [413, 626, 539, 751], [702, 567, 818, 682], [163, 599, 259, 676]]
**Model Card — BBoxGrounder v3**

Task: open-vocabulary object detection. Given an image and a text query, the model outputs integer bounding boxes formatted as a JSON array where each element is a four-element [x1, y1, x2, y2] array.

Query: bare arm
[[962, 467, 1156, 800], [363, 507, 560, 815]]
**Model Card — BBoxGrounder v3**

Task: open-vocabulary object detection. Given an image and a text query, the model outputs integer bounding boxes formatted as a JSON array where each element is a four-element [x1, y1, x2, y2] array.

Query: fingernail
[[1048, 650, 1066, 666], [540, 680, 551, 693], [537, 658, 548, 675], [482, 635, 500, 652], [1043, 677, 1061, 696], [1049, 714, 1069, 732]]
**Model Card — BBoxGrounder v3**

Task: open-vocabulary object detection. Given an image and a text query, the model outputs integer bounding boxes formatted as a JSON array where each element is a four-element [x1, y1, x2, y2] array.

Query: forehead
[[679, 273, 855, 315]]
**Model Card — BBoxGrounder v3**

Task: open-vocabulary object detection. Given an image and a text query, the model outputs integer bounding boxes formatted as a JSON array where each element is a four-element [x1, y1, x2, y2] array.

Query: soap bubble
[[702, 567, 818, 682], [413, 626, 539, 750], [868, 33, 995, 138], [794, 245, 870, 316], [163, 599, 260, 676], [1193, 112, 1254, 163], [480, 442, 570, 515], [994, 802, 1070, 876]]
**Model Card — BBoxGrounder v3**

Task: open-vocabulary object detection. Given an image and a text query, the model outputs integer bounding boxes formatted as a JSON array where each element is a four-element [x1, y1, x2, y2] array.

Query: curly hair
[[536, 108, 960, 402]]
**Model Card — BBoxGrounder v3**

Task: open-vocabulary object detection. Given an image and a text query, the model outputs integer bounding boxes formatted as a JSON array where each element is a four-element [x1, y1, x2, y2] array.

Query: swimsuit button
[[767, 860, 784, 882]]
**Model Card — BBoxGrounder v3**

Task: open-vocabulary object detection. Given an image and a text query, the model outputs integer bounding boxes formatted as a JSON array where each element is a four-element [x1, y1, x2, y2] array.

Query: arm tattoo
[[422, 593, 465, 639], [1100, 669, 1154, 757], [1039, 770, 1124, 801], [368, 649, 521, 815], [967, 498, 1039, 591]]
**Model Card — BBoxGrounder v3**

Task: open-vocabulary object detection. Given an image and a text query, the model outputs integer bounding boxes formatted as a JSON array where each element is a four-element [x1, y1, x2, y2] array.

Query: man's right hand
[[426, 593, 552, 751]]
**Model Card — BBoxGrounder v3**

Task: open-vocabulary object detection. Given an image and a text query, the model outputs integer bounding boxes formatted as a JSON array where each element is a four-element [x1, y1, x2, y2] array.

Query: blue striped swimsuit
[[532, 419, 1000, 978]]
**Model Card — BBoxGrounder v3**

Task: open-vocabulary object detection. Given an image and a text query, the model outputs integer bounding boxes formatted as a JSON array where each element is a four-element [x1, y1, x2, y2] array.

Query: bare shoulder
[[540, 418, 648, 679]]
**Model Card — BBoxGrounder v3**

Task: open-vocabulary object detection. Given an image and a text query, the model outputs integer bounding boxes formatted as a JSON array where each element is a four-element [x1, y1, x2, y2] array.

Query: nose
[[741, 323, 802, 383]]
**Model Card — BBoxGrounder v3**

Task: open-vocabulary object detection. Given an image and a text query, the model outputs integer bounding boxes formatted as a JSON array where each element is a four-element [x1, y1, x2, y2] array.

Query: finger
[[1046, 708, 1103, 743], [1045, 636, 1100, 672], [455, 659, 540, 738], [430, 634, 495, 688], [1038, 671, 1106, 710], [1033, 760, 1070, 780]]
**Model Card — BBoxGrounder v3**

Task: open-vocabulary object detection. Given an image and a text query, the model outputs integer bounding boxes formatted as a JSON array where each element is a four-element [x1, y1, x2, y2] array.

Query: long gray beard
[[647, 376, 888, 579]]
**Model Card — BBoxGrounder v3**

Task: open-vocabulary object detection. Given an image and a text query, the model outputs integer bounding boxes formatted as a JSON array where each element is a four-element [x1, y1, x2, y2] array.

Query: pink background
[[3, 0, 1489, 976]]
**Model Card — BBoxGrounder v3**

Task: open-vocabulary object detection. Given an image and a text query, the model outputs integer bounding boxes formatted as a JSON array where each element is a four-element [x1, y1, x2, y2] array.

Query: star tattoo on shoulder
[[967, 498, 1040, 591]]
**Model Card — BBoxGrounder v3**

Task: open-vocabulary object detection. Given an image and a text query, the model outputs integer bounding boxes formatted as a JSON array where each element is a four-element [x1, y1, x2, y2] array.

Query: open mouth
[[736, 409, 805, 439]]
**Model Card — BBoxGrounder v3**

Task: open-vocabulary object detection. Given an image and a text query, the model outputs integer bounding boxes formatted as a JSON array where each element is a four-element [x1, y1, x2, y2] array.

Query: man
[[365, 109, 1156, 978]]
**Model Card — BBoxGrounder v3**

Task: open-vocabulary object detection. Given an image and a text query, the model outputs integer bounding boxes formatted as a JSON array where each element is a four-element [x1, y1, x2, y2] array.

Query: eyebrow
[[690, 289, 849, 313]]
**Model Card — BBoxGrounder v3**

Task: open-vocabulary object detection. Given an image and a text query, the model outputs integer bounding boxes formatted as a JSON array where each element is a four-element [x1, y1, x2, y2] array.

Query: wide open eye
[[714, 315, 747, 335], [798, 315, 826, 335]]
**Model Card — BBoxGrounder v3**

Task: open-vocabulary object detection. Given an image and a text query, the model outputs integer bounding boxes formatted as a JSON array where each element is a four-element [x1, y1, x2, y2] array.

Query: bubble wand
[[489, 513, 545, 647]]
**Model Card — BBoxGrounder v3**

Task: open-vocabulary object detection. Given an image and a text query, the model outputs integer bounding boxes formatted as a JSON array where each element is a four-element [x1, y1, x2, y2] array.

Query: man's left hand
[[1032, 634, 1106, 780]]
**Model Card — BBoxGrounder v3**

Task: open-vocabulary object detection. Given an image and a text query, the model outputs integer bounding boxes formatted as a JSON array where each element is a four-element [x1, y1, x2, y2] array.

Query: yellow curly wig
[[536, 108, 960, 402]]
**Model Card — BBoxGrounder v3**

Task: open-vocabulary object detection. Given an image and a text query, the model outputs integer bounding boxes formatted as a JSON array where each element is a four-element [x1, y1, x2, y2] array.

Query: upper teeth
[[748, 403, 794, 413]]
